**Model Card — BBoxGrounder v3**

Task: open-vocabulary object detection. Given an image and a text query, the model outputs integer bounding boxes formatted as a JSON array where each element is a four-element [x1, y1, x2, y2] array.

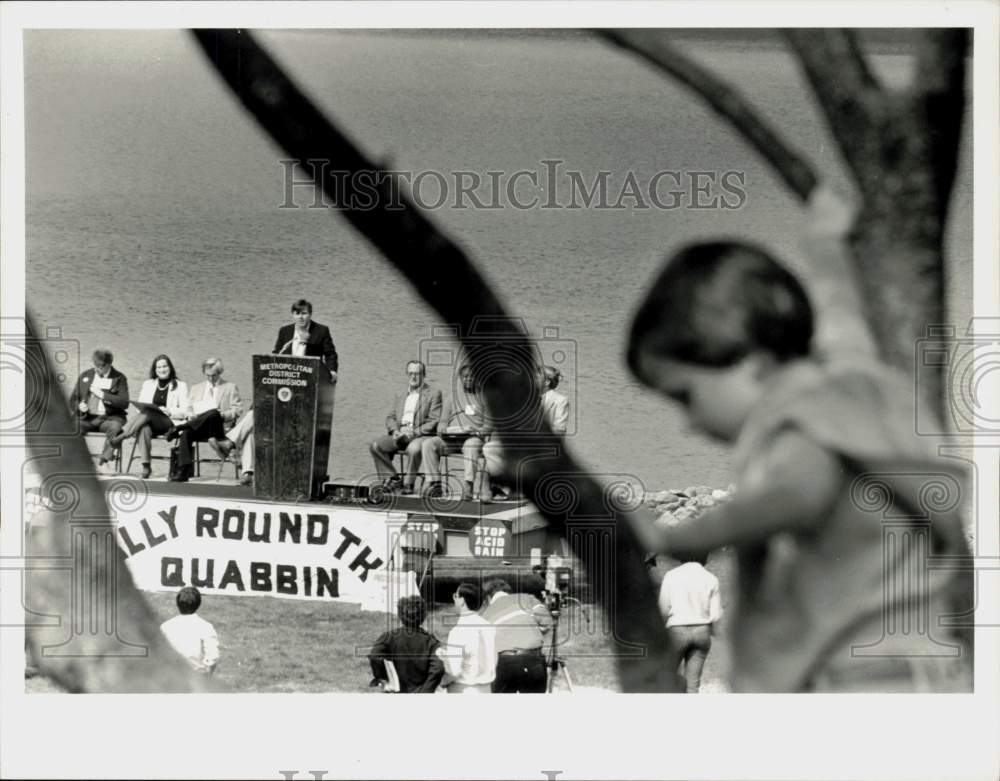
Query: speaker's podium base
[[252, 354, 334, 501]]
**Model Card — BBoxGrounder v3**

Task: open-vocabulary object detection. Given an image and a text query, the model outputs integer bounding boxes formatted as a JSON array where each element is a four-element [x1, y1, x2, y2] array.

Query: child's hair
[[397, 595, 427, 629], [628, 241, 814, 377], [176, 586, 201, 614]]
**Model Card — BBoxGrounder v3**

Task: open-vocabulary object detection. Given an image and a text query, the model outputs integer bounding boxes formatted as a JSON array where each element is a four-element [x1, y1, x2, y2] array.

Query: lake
[[24, 29, 973, 490]]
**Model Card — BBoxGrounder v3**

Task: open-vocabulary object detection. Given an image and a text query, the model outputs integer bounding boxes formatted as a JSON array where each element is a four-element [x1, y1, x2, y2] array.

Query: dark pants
[[119, 411, 174, 464], [491, 650, 547, 693], [370, 434, 425, 487], [176, 410, 226, 468], [78, 415, 124, 461], [668, 624, 712, 693]]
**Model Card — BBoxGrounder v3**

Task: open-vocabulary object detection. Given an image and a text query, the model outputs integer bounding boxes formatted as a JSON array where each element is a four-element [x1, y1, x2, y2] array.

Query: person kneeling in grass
[[368, 595, 444, 693]]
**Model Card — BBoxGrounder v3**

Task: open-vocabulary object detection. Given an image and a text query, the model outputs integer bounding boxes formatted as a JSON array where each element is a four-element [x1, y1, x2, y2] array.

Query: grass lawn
[[26, 551, 735, 694]]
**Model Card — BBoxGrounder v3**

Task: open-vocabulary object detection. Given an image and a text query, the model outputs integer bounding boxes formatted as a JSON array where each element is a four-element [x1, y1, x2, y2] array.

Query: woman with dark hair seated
[[110, 354, 189, 479]]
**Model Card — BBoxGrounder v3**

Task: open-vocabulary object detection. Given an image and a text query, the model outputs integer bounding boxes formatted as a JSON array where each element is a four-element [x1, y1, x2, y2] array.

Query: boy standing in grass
[[658, 552, 722, 693]]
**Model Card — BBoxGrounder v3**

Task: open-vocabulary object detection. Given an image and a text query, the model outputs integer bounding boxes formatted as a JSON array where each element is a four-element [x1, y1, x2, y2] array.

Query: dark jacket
[[273, 321, 338, 372], [369, 626, 444, 693], [385, 383, 442, 436], [69, 367, 129, 420]]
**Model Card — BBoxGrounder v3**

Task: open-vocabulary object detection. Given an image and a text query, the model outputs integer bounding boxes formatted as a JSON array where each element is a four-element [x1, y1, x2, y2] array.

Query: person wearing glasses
[[164, 356, 245, 483], [369, 360, 442, 495]]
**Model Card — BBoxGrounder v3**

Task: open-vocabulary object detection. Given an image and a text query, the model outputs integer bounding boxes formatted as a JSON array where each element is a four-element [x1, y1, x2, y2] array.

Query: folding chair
[[85, 432, 122, 472]]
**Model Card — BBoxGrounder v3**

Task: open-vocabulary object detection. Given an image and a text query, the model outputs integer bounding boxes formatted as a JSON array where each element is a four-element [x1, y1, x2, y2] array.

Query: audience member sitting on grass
[[110, 354, 189, 479], [160, 586, 220, 675], [657, 552, 722, 693], [368, 595, 444, 693]]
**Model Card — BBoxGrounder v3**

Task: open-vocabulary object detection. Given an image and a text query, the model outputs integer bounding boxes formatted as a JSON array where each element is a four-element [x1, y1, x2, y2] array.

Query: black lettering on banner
[[222, 509, 245, 540], [276, 564, 298, 595], [303, 566, 312, 597], [158, 506, 179, 538], [250, 562, 273, 592], [334, 527, 361, 559], [161, 557, 184, 587], [218, 560, 246, 591], [140, 518, 167, 548], [196, 507, 219, 537], [348, 547, 384, 583], [279, 512, 302, 543], [247, 512, 272, 542], [306, 514, 329, 545], [191, 558, 215, 588], [317, 568, 339, 597], [118, 527, 145, 557]]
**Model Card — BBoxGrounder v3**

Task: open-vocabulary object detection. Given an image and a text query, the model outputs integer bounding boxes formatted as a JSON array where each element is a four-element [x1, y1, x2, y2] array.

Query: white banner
[[109, 491, 416, 611]]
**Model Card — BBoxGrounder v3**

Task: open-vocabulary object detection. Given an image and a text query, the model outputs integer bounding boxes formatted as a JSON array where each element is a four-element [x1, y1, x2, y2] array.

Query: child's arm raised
[[633, 429, 844, 558]]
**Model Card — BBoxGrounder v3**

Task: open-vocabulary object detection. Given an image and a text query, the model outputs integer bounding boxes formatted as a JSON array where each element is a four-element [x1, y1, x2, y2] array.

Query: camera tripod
[[545, 593, 587, 693]]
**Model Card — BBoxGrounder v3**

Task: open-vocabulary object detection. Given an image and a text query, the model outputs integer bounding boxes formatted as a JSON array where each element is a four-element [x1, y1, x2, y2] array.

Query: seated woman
[[110, 354, 189, 479]]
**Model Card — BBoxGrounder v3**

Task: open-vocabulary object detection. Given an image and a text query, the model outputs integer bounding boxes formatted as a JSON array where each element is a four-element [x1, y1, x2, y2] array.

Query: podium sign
[[253, 354, 334, 500]]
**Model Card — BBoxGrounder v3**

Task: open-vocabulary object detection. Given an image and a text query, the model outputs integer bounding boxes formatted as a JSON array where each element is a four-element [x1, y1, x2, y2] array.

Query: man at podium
[[273, 298, 338, 383], [212, 300, 337, 489]]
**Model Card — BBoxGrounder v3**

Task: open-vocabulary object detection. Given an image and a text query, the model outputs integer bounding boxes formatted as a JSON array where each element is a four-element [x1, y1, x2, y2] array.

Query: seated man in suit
[[273, 298, 338, 383], [209, 409, 255, 486], [166, 356, 244, 482], [70, 348, 130, 471], [369, 361, 442, 495], [420, 363, 491, 500]]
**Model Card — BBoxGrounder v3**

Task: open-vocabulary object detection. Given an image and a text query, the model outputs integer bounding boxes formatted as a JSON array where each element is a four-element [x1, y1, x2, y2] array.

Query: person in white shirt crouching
[[160, 586, 220, 675], [658, 552, 723, 693]]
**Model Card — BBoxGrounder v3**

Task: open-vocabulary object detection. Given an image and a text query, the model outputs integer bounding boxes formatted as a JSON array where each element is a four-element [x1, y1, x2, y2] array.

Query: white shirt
[[542, 389, 569, 434], [160, 613, 220, 673], [658, 562, 723, 628], [400, 389, 420, 428], [91, 374, 113, 416], [291, 327, 309, 357], [442, 613, 496, 686]]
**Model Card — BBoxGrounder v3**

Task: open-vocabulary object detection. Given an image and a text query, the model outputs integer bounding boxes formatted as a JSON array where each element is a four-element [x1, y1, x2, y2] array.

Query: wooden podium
[[252, 354, 334, 500]]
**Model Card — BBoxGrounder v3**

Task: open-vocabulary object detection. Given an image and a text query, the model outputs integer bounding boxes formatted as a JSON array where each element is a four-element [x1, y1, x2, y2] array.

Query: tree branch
[[911, 28, 969, 214], [600, 29, 818, 200], [24, 312, 214, 692], [192, 29, 680, 692], [782, 29, 884, 198]]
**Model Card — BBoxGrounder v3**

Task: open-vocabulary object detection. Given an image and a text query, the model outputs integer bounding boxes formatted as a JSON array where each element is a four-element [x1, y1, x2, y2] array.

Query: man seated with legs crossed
[[164, 356, 244, 482], [369, 360, 442, 495], [208, 409, 255, 486], [70, 348, 130, 472], [421, 362, 490, 500], [481, 578, 552, 693]]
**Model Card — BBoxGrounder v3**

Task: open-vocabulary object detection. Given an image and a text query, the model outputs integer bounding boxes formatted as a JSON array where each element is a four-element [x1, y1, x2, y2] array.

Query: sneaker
[[141, 463, 152, 480], [423, 481, 444, 499], [400, 484, 415, 496], [461, 481, 474, 501], [239, 471, 253, 486]]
